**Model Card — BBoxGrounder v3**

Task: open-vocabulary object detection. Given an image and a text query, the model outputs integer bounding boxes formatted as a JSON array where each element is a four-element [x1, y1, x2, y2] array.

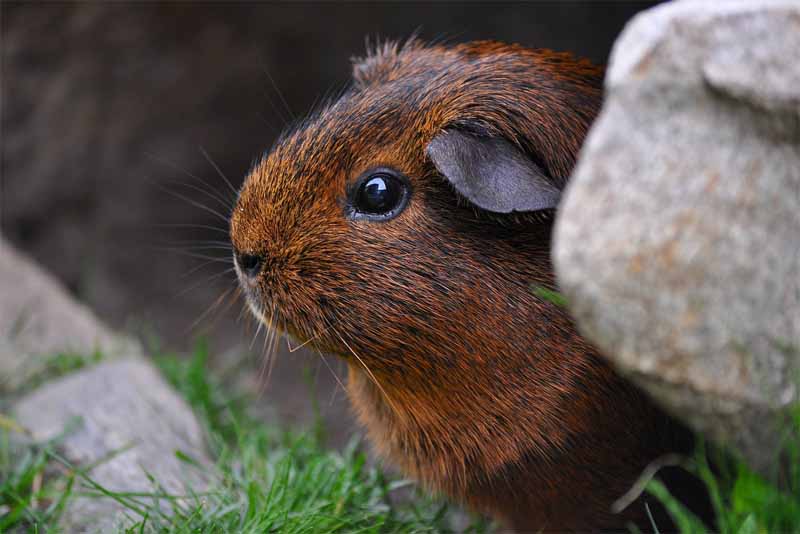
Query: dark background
[[1, 1, 659, 446]]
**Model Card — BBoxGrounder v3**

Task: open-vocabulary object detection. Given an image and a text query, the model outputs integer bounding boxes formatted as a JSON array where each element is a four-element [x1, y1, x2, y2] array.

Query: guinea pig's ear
[[426, 130, 562, 213]]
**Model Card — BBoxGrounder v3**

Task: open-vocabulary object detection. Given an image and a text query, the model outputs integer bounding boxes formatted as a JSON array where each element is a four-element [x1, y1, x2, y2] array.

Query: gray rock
[[0, 235, 141, 392], [554, 0, 800, 475], [13, 357, 212, 533]]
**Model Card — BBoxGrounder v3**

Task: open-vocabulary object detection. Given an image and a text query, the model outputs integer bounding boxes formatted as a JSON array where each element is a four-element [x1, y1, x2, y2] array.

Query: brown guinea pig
[[230, 39, 696, 531]]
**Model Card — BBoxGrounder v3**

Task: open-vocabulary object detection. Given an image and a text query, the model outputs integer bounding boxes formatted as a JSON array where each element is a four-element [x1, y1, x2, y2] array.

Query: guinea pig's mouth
[[241, 288, 338, 356], [234, 259, 345, 356], [240, 288, 284, 334]]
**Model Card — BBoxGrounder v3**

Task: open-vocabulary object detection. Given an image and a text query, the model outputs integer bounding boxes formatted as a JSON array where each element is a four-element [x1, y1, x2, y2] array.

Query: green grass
[[529, 285, 568, 307], [0, 417, 80, 532], [0, 347, 489, 533], [3, 345, 799, 533], [19, 351, 104, 394], [0, 351, 104, 397], [647, 409, 800, 534]]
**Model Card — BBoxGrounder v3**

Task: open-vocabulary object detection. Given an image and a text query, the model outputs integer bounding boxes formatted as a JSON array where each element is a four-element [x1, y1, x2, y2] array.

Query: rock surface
[[554, 0, 800, 475], [13, 357, 212, 533], [0, 235, 142, 392], [1, 236, 210, 530]]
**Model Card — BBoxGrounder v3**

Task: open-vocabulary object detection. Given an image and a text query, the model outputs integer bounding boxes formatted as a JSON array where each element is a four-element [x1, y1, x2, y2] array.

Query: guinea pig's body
[[230, 40, 697, 531]]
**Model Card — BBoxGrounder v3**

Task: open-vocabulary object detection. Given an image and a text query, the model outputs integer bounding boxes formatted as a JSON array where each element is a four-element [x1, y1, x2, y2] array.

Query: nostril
[[236, 252, 264, 278]]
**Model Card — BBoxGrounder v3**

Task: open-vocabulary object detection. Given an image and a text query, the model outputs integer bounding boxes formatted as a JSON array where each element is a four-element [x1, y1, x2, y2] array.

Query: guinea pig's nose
[[236, 251, 265, 279]]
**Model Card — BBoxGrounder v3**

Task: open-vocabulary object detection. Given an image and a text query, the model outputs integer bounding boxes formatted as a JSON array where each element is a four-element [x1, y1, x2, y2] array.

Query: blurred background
[[1, 1, 659, 447]]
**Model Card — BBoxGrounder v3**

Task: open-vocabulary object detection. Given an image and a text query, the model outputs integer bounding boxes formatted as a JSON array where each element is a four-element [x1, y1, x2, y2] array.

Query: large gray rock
[[554, 0, 800, 475], [14, 357, 212, 533], [0, 235, 141, 392]]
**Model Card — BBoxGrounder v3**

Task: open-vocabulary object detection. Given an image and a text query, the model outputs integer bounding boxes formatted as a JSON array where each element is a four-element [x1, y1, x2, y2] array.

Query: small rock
[[0, 235, 141, 392], [554, 0, 800, 475], [13, 357, 213, 533]]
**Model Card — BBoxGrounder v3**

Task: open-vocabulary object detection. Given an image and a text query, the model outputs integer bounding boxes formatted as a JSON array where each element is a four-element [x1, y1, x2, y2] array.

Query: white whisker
[[315, 347, 346, 406], [184, 284, 237, 335], [328, 321, 399, 416], [199, 146, 239, 199], [175, 268, 236, 298], [285, 321, 333, 353]]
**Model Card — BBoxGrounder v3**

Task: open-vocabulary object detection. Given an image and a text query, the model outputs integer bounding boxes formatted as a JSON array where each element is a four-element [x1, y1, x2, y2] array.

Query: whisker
[[151, 223, 230, 235], [258, 81, 290, 127], [164, 178, 232, 212], [164, 239, 232, 246], [335, 359, 347, 404], [194, 284, 240, 333], [211, 285, 244, 328], [146, 151, 235, 207], [249, 311, 266, 351], [184, 284, 236, 335], [256, 109, 281, 135], [175, 268, 236, 298], [157, 249, 231, 263], [328, 320, 399, 416], [199, 146, 239, 199], [157, 245, 232, 253], [286, 322, 332, 353], [180, 259, 226, 279], [259, 325, 272, 391], [269, 74, 294, 122], [256, 305, 277, 396], [315, 347, 347, 404], [261, 64, 294, 124], [154, 183, 231, 225], [263, 322, 281, 389], [238, 298, 254, 325]]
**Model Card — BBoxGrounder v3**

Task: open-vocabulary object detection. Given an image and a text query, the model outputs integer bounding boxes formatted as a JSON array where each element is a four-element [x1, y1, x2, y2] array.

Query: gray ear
[[426, 130, 561, 213]]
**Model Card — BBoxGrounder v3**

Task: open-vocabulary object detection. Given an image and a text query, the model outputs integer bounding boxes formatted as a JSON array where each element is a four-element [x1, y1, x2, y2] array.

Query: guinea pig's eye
[[348, 168, 410, 221]]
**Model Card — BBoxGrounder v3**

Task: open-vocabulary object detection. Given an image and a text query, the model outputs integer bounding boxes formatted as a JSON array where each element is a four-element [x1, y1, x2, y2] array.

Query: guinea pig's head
[[230, 40, 602, 377], [230, 42, 616, 493], [229, 38, 631, 492]]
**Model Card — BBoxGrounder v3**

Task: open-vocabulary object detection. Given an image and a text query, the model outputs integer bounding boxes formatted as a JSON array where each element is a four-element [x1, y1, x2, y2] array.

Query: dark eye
[[350, 169, 410, 220]]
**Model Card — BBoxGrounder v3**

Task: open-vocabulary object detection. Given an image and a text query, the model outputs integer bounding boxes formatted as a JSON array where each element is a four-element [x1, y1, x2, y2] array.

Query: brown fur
[[230, 40, 694, 531]]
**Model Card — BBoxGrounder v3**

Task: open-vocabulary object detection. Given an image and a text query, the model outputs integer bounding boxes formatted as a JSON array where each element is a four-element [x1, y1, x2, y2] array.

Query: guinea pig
[[229, 39, 698, 531]]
